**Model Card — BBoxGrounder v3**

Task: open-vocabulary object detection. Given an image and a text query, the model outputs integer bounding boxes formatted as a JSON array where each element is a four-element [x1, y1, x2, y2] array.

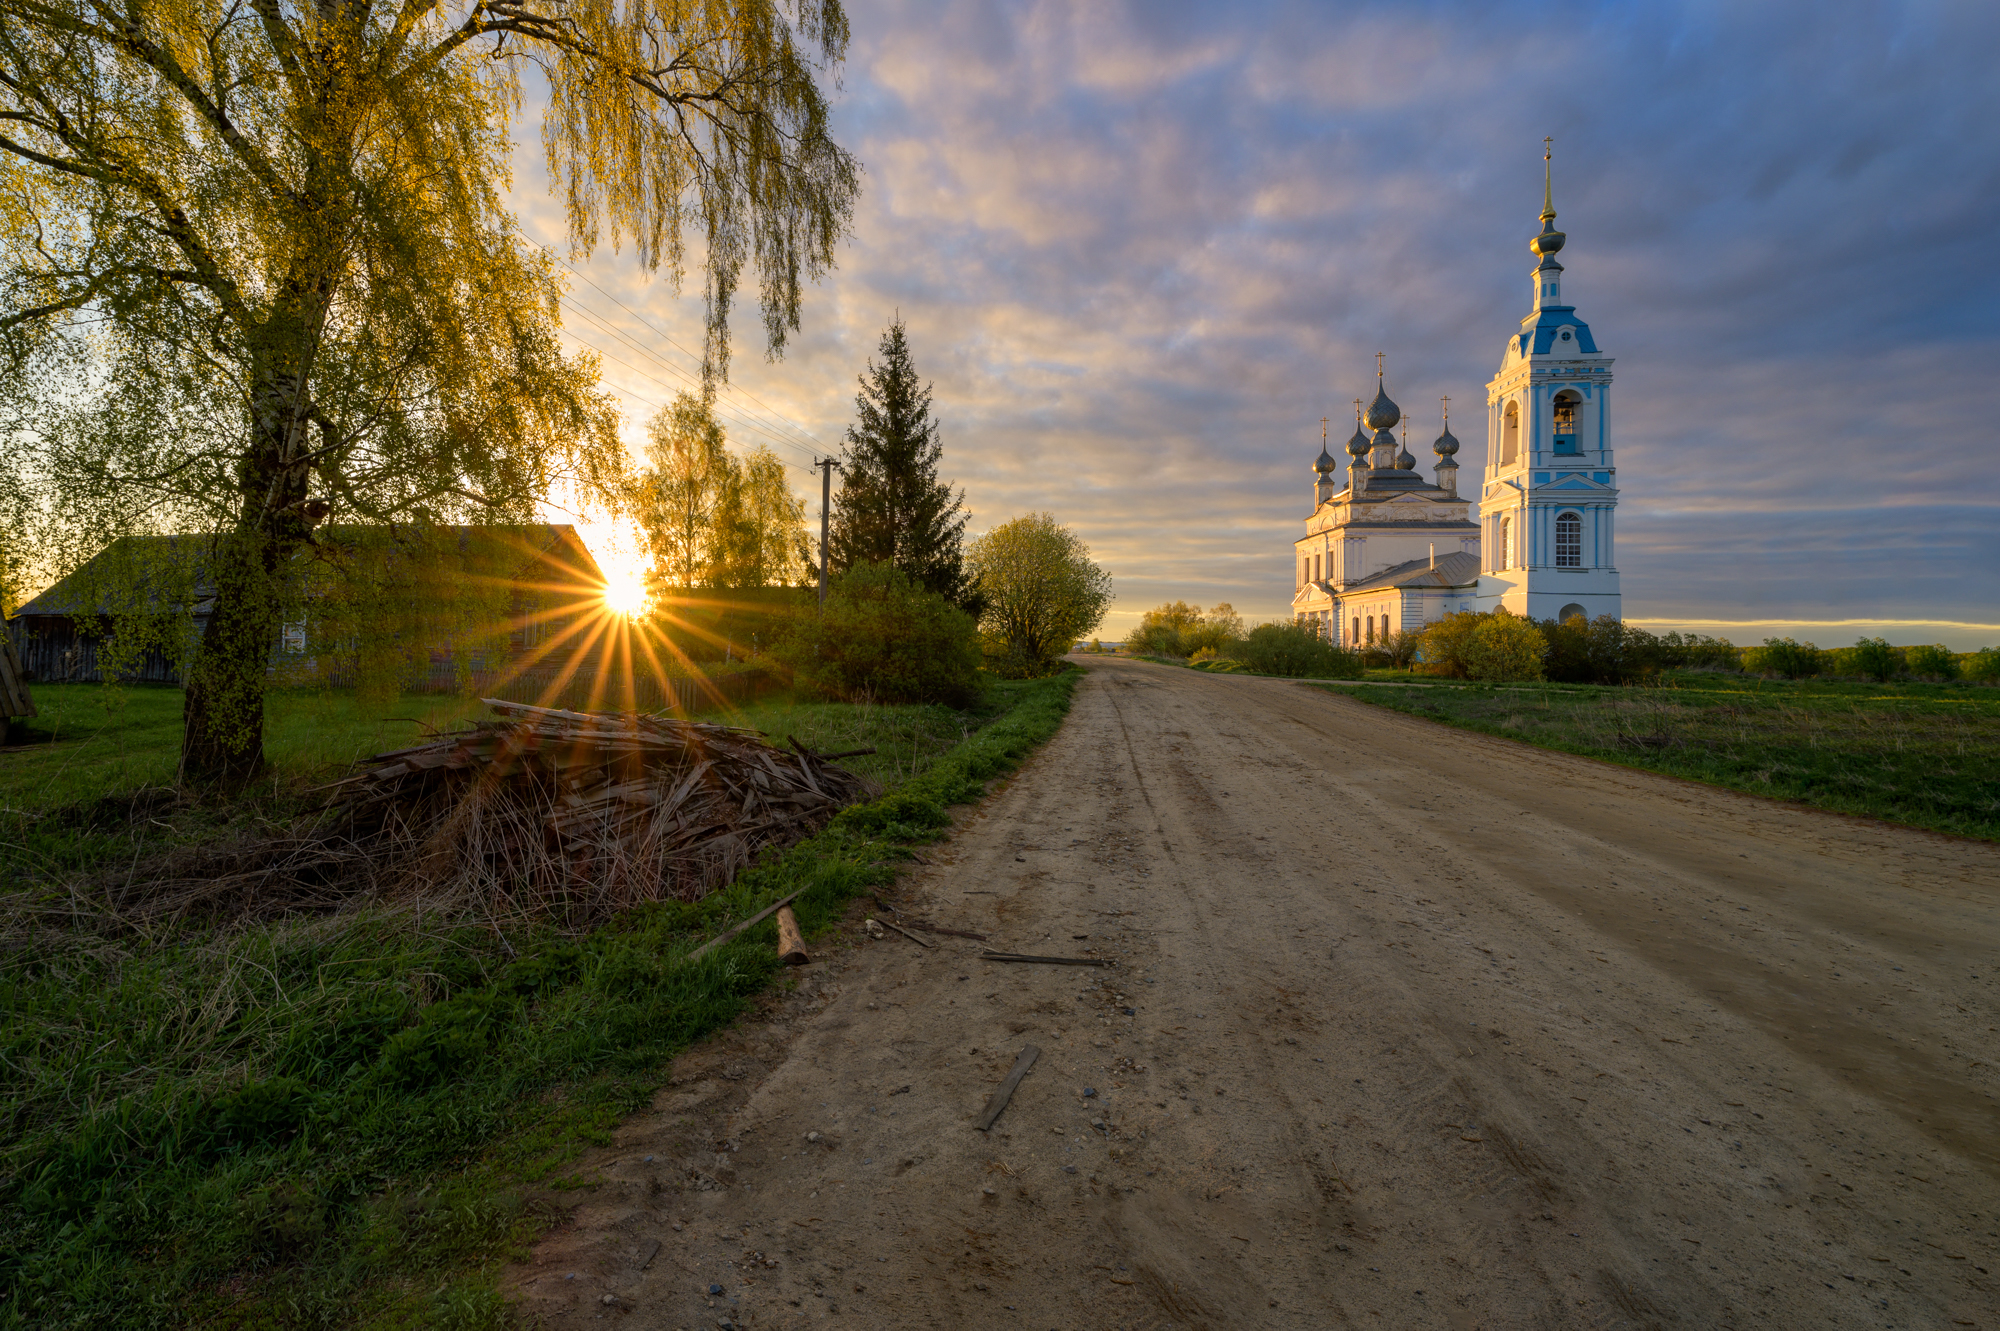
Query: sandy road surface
[[512, 656, 2000, 1330]]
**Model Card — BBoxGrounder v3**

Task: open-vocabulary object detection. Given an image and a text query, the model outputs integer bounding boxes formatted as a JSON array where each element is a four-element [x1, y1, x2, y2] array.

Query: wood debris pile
[[326, 699, 878, 923], [90, 699, 877, 929]]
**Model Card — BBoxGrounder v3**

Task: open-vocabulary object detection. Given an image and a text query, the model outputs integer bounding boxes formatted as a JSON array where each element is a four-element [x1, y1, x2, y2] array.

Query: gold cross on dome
[[1544, 135, 1553, 162], [1375, 351, 1385, 378], [1441, 394, 1450, 424], [1321, 416, 1329, 442]]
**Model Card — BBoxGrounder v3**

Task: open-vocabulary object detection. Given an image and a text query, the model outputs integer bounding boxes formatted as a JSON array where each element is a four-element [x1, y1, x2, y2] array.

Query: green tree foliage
[[0, 0, 860, 781], [1965, 647, 2000, 684], [1234, 621, 1361, 678], [1902, 643, 1959, 682], [772, 562, 980, 705], [1536, 614, 1661, 685], [966, 512, 1111, 677], [828, 319, 969, 603], [1464, 611, 1547, 681], [1748, 638, 1824, 679], [1844, 636, 1901, 682], [1125, 601, 1242, 658], [635, 393, 808, 595]]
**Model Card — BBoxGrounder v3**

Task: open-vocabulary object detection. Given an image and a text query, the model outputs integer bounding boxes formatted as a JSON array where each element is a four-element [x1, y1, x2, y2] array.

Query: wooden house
[[7, 525, 610, 693]]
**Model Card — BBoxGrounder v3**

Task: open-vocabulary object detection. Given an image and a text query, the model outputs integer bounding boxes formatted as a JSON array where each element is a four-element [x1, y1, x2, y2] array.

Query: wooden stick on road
[[881, 919, 936, 949], [979, 951, 1114, 967], [687, 891, 803, 961], [975, 1044, 1041, 1132]]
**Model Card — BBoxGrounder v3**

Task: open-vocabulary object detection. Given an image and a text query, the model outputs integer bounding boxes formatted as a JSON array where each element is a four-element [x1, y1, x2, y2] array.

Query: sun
[[602, 562, 649, 617]]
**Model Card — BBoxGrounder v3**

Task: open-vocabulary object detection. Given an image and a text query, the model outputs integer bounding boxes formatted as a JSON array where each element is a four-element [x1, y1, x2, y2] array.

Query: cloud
[[518, 0, 2000, 647]]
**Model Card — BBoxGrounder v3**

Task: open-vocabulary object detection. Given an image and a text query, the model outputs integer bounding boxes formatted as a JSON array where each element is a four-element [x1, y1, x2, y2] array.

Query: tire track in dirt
[[508, 657, 2000, 1330]]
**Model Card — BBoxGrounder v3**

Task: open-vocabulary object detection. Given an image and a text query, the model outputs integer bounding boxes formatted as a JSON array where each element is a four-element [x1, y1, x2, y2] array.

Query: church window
[[1314, 553, 1322, 582], [1501, 402, 1520, 466], [1351, 617, 1360, 645], [1556, 511, 1582, 567], [1498, 515, 1513, 570]]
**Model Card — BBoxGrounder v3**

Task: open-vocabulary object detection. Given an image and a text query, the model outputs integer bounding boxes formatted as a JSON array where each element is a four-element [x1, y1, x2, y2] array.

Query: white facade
[[1290, 152, 1621, 640]]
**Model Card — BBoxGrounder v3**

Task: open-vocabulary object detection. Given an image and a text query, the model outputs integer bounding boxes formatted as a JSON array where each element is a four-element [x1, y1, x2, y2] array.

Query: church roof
[[1512, 304, 1600, 357], [1339, 550, 1481, 595]]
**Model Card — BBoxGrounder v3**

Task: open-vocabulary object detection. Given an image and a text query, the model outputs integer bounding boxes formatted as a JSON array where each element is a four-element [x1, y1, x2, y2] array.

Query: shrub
[[1234, 622, 1362, 678], [968, 512, 1112, 677], [1377, 629, 1422, 669], [1126, 601, 1242, 658], [1417, 611, 1483, 678], [1538, 615, 1664, 685], [1746, 637, 1823, 679], [1845, 636, 1901, 682], [1655, 631, 1741, 670], [1904, 643, 1959, 681], [772, 561, 983, 706], [1966, 648, 2000, 683], [1465, 611, 1547, 681]]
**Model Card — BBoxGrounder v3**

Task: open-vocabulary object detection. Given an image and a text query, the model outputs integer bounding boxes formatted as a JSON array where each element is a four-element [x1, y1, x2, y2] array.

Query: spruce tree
[[829, 319, 970, 603]]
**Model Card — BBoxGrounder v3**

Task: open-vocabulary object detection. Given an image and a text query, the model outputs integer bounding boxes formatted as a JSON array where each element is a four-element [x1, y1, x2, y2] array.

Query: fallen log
[[775, 905, 809, 966]]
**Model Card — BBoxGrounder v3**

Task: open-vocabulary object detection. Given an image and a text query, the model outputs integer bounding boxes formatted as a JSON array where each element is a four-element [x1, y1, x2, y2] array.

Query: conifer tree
[[828, 319, 969, 603]]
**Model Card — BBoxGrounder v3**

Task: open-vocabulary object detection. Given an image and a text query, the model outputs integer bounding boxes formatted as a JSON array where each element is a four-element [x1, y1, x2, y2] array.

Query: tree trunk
[[179, 339, 319, 786], [180, 525, 280, 785]]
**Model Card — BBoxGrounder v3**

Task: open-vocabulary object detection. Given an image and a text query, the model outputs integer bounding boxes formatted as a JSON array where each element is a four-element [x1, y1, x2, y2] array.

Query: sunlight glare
[[603, 562, 648, 617]]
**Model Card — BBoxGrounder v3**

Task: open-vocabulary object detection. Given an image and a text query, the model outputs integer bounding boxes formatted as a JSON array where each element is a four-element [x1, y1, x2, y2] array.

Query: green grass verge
[[0, 671, 1080, 1329], [1310, 670, 2000, 841]]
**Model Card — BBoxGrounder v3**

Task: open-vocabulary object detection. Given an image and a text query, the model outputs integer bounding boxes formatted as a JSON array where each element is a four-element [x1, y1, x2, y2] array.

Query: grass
[[0, 670, 1081, 1329], [1311, 669, 2000, 841]]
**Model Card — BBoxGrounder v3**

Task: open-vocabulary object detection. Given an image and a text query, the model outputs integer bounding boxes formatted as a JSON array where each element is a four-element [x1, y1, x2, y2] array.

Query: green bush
[[1465, 611, 1547, 681], [1417, 611, 1482, 678], [1904, 643, 1959, 682], [1538, 615, 1662, 685], [1844, 637, 1901, 682], [1654, 630, 1741, 670], [1747, 637, 1823, 679], [1232, 621, 1362, 678], [1126, 601, 1242, 658], [772, 561, 982, 706], [1966, 648, 2000, 683]]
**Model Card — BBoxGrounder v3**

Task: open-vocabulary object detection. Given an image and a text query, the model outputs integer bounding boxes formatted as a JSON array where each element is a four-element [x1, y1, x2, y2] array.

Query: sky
[[516, 0, 2000, 649]]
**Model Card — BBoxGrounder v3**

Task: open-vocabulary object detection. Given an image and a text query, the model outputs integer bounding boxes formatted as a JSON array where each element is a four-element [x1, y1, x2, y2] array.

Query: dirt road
[[511, 656, 2000, 1329]]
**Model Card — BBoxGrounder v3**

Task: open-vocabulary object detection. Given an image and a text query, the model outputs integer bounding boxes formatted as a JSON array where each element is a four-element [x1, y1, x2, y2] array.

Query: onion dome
[[1314, 444, 1337, 474], [1364, 382, 1401, 431], [1396, 423, 1416, 470], [1345, 424, 1371, 458]]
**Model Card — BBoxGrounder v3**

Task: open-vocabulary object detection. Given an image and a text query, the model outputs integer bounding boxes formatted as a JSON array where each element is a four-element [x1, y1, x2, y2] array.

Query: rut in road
[[510, 656, 2000, 1330]]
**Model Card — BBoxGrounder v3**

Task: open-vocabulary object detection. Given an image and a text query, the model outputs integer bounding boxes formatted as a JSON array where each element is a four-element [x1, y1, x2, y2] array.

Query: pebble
[[981, 1185, 997, 1196], [806, 1131, 821, 1143], [600, 1294, 618, 1306], [1062, 1165, 1078, 1174], [708, 1283, 725, 1295], [1122, 1007, 1135, 1016], [1083, 1087, 1098, 1098]]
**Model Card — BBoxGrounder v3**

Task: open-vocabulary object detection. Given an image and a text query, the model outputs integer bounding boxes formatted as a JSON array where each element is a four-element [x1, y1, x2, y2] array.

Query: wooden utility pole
[[813, 457, 840, 609]]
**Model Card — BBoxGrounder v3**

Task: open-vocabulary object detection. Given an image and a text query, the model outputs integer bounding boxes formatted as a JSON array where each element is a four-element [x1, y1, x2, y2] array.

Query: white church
[[1293, 151, 1621, 647]]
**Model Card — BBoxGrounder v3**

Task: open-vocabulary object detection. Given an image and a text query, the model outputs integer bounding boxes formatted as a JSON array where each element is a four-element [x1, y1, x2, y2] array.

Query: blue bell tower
[[1475, 140, 1622, 624]]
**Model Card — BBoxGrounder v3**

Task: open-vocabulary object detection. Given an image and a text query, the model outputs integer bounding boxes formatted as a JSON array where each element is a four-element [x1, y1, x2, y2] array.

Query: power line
[[527, 237, 836, 463], [552, 309, 822, 477]]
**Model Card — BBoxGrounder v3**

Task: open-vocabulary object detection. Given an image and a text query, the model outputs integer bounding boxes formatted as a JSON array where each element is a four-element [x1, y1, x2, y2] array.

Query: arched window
[[1558, 602, 1587, 623], [1501, 401, 1520, 466], [1552, 392, 1581, 455], [1351, 617, 1360, 645], [1555, 511, 1582, 567], [1364, 617, 1374, 644], [1498, 515, 1513, 570]]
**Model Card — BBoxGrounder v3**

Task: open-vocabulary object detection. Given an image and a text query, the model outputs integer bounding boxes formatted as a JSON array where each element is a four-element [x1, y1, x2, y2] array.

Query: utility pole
[[813, 457, 840, 609]]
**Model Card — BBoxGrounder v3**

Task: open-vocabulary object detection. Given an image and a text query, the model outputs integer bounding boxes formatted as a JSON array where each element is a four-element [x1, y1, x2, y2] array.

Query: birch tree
[[0, 0, 860, 780]]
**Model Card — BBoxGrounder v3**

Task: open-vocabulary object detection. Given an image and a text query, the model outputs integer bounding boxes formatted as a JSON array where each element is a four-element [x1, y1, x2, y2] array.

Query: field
[[0, 673, 1079, 1329], [1313, 669, 2000, 840]]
